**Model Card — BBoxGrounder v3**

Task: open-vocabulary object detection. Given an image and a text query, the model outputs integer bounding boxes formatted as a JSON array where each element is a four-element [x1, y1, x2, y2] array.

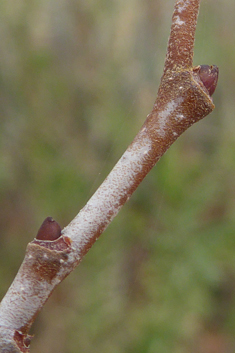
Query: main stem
[[0, 0, 218, 351]]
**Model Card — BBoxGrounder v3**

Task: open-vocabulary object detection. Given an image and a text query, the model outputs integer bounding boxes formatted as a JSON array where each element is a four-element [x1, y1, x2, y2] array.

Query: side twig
[[0, 0, 218, 351]]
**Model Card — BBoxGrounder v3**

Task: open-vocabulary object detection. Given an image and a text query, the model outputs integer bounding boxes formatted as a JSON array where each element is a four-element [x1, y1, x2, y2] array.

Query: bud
[[197, 65, 219, 96], [36, 217, 61, 241]]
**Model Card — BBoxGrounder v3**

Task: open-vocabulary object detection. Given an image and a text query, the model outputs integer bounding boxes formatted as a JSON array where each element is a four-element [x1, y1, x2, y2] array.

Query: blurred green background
[[0, 0, 235, 352]]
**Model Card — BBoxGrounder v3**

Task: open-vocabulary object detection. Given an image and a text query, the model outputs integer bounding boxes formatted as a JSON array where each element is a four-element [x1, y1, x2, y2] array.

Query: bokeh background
[[0, 0, 235, 352]]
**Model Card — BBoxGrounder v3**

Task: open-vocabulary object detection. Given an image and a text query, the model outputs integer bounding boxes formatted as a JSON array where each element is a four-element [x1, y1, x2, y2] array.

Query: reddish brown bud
[[36, 217, 61, 241], [197, 65, 219, 96]]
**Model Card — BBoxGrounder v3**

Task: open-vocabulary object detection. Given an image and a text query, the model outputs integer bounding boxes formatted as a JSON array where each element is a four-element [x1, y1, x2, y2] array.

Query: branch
[[164, 0, 199, 72], [0, 0, 218, 351]]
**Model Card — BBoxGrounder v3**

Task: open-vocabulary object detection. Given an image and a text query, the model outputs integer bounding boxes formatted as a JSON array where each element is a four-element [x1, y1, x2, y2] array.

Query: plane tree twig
[[0, 0, 218, 351]]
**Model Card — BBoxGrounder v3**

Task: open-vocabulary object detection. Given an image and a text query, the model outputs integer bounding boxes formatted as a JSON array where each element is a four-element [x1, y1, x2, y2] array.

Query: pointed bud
[[36, 217, 61, 241]]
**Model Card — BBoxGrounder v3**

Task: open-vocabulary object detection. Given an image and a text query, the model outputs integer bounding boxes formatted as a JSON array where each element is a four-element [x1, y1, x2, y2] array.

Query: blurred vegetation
[[0, 0, 235, 352]]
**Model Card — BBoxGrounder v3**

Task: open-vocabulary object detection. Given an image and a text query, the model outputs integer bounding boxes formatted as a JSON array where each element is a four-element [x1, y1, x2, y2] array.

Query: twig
[[0, 0, 218, 351]]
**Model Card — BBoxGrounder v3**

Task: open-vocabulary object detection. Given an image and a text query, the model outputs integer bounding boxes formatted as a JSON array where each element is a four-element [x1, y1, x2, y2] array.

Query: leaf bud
[[36, 217, 61, 241]]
